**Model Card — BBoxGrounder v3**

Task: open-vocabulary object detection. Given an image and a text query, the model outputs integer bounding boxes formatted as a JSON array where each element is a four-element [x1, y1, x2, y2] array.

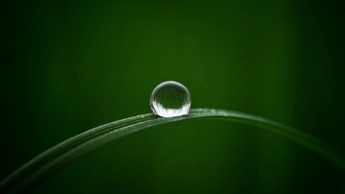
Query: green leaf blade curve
[[1, 108, 344, 194]]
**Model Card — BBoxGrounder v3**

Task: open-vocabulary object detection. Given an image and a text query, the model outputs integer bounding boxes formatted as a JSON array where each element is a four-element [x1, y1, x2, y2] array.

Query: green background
[[2, 0, 345, 193]]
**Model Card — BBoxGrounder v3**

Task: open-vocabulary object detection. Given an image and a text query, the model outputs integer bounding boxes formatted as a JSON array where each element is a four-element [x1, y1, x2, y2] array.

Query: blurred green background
[[2, 0, 345, 193]]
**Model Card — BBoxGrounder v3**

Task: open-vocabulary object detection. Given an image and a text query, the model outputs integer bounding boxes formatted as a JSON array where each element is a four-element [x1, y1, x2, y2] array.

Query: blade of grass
[[1, 108, 344, 193]]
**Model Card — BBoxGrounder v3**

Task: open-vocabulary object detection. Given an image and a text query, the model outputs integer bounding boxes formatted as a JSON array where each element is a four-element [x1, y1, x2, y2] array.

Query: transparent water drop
[[150, 81, 191, 117]]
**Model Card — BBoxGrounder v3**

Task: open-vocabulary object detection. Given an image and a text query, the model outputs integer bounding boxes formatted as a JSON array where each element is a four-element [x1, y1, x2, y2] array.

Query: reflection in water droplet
[[150, 81, 191, 117]]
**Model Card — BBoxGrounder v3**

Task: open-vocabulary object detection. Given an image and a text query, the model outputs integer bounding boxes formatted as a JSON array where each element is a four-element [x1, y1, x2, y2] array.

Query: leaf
[[1, 108, 344, 193]]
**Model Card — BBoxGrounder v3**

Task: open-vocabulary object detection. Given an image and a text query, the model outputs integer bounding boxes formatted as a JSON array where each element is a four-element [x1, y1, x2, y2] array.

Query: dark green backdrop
[[2, 0, 345, 193]]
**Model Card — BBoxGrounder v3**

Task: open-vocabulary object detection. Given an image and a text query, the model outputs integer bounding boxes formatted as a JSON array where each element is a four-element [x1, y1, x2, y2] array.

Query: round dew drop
[[150, 81, 191, 117]]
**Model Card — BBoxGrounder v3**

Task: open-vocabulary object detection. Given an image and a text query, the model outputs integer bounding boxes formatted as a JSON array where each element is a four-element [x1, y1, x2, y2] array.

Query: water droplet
[[150, 81, 191, 117]]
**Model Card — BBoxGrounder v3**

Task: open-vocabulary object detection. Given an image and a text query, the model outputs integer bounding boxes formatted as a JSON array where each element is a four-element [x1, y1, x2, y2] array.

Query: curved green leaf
[[1, 108, 344, 194]]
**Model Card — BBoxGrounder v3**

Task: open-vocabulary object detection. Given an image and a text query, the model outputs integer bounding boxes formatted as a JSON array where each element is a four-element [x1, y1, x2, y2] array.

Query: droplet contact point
[[150, 81, 191, 118]]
